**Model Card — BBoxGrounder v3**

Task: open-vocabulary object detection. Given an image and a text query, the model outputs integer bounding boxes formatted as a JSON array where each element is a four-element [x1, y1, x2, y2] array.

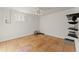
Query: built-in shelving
[[68, 22, 78, 24], [65, 13, 78, 41]]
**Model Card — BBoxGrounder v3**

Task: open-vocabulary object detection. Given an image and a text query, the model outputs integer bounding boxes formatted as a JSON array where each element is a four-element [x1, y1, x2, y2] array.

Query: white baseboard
[[0, 33, 33, 42], [44, 33, 64, 39]]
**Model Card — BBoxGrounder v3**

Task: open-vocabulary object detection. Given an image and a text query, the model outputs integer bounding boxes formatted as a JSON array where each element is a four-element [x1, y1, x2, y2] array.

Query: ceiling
[[11, 7, 73, 15]]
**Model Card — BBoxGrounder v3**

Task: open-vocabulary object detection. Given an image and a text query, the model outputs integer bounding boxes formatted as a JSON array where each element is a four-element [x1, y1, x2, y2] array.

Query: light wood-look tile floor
[[0, 34, 75, 52]]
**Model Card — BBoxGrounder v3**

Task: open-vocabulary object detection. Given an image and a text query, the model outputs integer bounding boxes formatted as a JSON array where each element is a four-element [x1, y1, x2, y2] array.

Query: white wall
[[0, 8, 39, 41], [40, 11, 68, 38], [40, 7, 79, 39], [0, 7, 78, 41]]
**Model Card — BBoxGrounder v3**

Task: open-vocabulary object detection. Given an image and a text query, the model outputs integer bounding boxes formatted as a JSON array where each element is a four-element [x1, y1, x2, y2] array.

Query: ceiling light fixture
[[32, 7, 43, 16]]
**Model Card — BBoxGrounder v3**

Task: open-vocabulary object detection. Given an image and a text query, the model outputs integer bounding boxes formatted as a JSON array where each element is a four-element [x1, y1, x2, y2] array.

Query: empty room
[[0, 7, 78, 52]]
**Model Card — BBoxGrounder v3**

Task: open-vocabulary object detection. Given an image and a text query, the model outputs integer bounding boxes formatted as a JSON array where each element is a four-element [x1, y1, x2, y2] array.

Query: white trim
[[75, 39, 79, 52], [0, 33, 33, 42], [44, 33, 64, 39]]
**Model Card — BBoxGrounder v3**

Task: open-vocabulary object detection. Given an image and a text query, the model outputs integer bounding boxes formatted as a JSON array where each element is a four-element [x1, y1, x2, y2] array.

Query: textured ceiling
[[11, 7, 73, 15]]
